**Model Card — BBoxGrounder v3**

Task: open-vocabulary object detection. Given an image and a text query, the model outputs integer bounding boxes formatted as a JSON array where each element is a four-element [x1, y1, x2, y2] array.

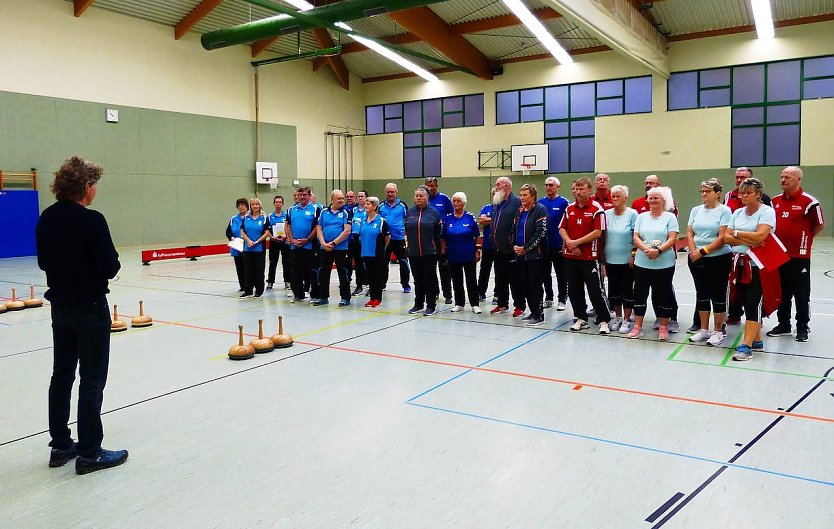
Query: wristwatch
[[732, 229, 739, 238]]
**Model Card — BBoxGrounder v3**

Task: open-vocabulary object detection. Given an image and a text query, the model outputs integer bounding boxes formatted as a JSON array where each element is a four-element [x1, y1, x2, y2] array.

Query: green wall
[[0, 90, 297, 247]]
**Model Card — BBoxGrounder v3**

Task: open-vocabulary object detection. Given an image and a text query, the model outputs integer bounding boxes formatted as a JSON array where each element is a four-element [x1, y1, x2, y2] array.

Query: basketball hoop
[[520, 163, 534, 177], [268, 178, 278, 191]]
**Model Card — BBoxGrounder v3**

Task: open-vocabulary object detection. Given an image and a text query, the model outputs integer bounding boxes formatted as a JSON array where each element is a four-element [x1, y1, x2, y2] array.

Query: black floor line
[[0, 346, 51, 359], [645, 492, 685, 523]]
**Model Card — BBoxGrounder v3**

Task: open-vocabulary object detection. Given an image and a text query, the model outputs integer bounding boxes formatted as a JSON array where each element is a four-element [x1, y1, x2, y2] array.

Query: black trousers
[[349, 235, 367, 287], [363, 255, 386, 302], [688, 253, 731, 313], [493, 251, 523, 309], [633, 265, 675, 318], [605, 262, 634, 309], [519, 259, 546, 319], [409, 254, 439, 309], [317, 249, 351, 301], [439, 258, 452, 298], [267, 242, 291, 285], [777, 257, 811, 331], [243, 250, 266, 296], [383, 239, 410, 289], [564, 258, 611, 322], [737, 265, 764, 323], [450, 261, 478, 307], [477, 248, 495, 297], [233, 254, 245, 290], [291, 248, 318, 299], [49, 297, 111, 457], [543, 246, 568, 303]]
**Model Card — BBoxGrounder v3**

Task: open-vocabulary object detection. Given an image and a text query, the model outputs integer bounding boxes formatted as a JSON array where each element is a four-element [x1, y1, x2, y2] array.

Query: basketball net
[[520, 163, 533, 177]]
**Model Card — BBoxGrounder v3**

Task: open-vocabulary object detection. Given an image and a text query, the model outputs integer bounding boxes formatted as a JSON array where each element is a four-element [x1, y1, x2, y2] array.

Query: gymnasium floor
[[1, 241, 833, 528]]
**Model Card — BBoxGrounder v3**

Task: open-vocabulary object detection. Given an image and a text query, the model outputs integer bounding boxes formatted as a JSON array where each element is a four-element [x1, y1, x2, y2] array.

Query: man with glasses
[[379, 183, 411, 293], [539, 177, 569, 310], [286, 186, 319, 302]]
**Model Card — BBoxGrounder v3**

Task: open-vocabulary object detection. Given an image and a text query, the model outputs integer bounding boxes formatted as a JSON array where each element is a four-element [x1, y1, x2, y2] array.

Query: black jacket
[[405, 205, 442, 257], [490, 193, 522, 254], [512, 203, 548, 261]]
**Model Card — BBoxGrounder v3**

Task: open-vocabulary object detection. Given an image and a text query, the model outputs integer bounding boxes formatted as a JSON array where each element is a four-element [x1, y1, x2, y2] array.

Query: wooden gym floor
[[1, 241, 833, 528]]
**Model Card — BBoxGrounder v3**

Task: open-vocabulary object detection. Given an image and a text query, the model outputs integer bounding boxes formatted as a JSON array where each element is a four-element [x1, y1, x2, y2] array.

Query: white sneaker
[[570, 319, 589, 331], [451, 305, 464, 313], [690, 329, 711, 342], [619, 321, 633, 334], [556, 301, 567, 311], [471, 306, 482, 314], [609, 317, 623, 332], [707, 331, 725, 346], [599, 321, 610, 335]]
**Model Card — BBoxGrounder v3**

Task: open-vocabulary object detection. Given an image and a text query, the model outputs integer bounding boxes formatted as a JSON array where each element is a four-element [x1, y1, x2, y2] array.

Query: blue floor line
[[406, 402, 834, 488]]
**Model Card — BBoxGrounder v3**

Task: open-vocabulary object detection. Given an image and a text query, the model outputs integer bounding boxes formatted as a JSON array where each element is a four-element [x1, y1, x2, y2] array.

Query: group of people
[[227, 167, 823, 361]]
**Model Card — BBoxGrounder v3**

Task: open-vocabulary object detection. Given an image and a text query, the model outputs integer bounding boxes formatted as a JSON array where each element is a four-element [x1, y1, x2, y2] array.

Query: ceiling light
[[336, 22, 439, 82], [283, 0, 314, 10], [751, 0, 775, 39], [503, 0, 572, 64]]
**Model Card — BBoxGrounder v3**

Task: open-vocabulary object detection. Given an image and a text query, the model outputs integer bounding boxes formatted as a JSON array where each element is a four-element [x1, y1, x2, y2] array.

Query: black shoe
[[444, 297, 453, 304], [408, 305, 423, 315], [795, 328, 809, 342], [49, 442, 78, 468], [766, 324, 792, 337], [478, 293, 486, 301], [237, 288, 245, 293], [266, 283, 273, 290], [76, 448, 129, 475], [352, 286, 364, 296], [239, 292, 252, 298]]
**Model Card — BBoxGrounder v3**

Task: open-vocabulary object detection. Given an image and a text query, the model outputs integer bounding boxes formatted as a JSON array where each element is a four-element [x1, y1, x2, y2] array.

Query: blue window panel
[[464, 95, 484, 126], [384, 104, 402, 118], [544, 121, 569, 139], [731, 127, 764, 167], [766, 104, 800, 124], [424, 146, 441, 177], [596, 80, 623, 98], [804, 77, 834, 99], [403, 133, 422, 147], [732, 107, 765, 126], [443, 96, 463, 112], [520, 88, 544, 105], [423, 131, 441, 145], [668, 72, 698, 110], [520, 105, 544, 122], [366, 106, 384, 134], [546, 139, 569, 173], [570, 119, 595, 136], [570, 137, 595, 172], [700, 88, 730, 108], [767, 61, 801, 102], [404, 148, 423, 178], [384, 118, 402, 133], [403, 101, 422, 131], [700, 68, 730, 88], [804, 56, 834, 78], [443, 113, 464, 128], [766, 124, 800, 166], [545, 86, 569, 120], [597, 98, 623, 116], [423, 99, 442, 129], [570, 83, 596, 117], [732, 65, 765, 105], [624, 76, 652, 113], [496, 91, 520, 124]]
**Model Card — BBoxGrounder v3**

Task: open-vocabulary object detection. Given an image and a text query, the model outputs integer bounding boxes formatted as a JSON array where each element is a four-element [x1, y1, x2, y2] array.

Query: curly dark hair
[[51, 156, 103, 202]]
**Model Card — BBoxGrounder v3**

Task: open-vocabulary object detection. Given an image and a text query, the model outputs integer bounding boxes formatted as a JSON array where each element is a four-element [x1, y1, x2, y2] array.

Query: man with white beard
[[488, 177, 524, 316]]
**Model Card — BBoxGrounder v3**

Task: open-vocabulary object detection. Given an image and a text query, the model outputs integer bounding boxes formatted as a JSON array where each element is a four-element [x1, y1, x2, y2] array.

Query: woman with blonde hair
[[240, 197, 271, 298]]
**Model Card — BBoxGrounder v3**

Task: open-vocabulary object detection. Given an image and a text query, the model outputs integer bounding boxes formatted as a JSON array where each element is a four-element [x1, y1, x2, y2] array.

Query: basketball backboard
[[255, 162, 278, 185], [510, 144, 549, 172]]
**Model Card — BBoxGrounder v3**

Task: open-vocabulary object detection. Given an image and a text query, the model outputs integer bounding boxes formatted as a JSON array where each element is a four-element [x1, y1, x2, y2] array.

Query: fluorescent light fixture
[[503, 0, 572, 64], [284, 0, 314, 10], [336, 22, 439, 82], [751, 0, 775, 39]]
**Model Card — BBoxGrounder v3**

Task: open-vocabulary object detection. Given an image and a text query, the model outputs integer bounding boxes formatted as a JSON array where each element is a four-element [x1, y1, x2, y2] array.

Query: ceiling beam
[[175, 0, 224, 40], [388, 7, 494, 80], [74, 0, 95, 17], [668, 12, 834, 42], [251, 37, 279, 57], [311, 28, 350, 91]]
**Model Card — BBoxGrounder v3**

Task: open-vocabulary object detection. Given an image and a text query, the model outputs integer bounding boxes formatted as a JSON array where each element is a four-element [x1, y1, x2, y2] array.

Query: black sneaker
[[407, 306, 423, 315], [75, 448, 129, 475], [766, 324, 792, 337], [352, 285, 364, 296], [526, 316, 544, 326], [49, 442, 78, 468], [795, 328, 809, 342]]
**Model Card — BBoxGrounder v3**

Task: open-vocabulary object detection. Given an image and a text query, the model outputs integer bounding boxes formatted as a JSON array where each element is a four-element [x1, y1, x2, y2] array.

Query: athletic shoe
[[352, 286, 364, 296], [751, 340, 764, 351], [451, 305, 464, 313], [238, 288, 245, 293], [253, 293, 263, 298], [526, 316, 544, 326], [365, 300, 381, 308], [627, 325, 644, 339], [478, 293, 487, 301], [726, 316, 742, 325], [266, 283, 273, 290], [512, 308, 524, 318], [556, 301, 567, 311], [707, 331, 725, 346], [619, 321, 633, 334], [408, 306, 423, 314], [424, 307, 438, 316], [599, 321, 610, 335], [543, 300, 554, 308], [796, 328, 809, 342], [570, 319, 589, 332], [75, 448, 129, 475], [239, 292, 252, 298], [490, 306, 508, 315], [403, 286, 412, 294], [521, 313, 533, 321], [686, 323, 700, 334], [338, 299, 350, 307], [492, 297, 499, 305], [690, 329, 711, 343], [608, 317, 623, 332], [732, 344, 753, 361], [471, 306, 482, 314], [670, 319, 681, 332], [658, 326, 670, 341], [766, 324, 792, 337], [49, 442, 78, 468], [444, 297, 453, 304], [308, 297, 317, 304]]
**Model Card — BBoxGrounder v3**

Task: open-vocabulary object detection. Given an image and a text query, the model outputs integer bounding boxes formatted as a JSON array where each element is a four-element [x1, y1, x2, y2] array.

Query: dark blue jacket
[[490, 193, 522, 254], [405, 205, 442, 257], [512, 203, 548, 261]]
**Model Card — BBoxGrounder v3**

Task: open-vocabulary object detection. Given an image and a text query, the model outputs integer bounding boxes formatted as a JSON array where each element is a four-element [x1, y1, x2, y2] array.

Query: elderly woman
[[724, 178, 777, 361], [604, 185, 638, 333], [239, 197, 271, 298], [441, 192, 481, 314], [628, 187, 679, 340], [359, 196, 390, 308], [406, 186, 442, 316], [226, 198, 249, 293], [315, 189, 352, 307], [349, 190, 368, 296], [687, 178, 733, 346], [512, 183, 549, 326]]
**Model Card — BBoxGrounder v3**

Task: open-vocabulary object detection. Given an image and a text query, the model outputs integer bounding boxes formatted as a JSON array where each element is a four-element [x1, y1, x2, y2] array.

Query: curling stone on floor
[[270, 315, 294, 348], [228, 325, 255, 360], [130, 300, 153, 328], [23, 285, 44, 309], [250, 319, 274, 354], [6, 288, 25, 311], [0, 302, 7, 314], [110, 304, 128, 333]]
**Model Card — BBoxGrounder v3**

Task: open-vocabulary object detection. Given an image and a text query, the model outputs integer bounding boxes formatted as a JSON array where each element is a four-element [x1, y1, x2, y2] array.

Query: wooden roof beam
[[251, 37, 279, 57], [175, 0, 224, 40], [74, 0, 95, 17], [311, 28, 350, 91]]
